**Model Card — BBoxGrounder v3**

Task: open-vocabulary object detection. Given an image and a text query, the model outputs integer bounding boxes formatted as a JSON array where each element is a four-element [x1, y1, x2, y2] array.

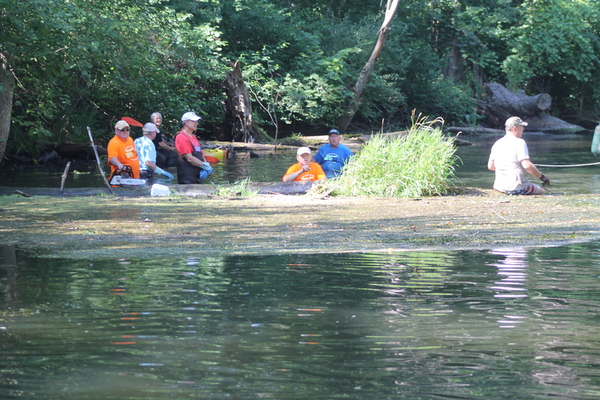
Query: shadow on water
[[2, 132, 600, 193], [2, 241, 600, 399]]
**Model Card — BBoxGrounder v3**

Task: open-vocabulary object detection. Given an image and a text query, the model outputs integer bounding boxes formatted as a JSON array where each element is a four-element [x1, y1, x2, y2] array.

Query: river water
[[1, 243, 600, 399], [1, 132, 600, 399]]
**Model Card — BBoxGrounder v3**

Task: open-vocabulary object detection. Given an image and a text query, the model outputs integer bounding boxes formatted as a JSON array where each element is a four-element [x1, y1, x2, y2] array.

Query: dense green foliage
[[327, 116, 457, 197], [1, 0, 599, 157]]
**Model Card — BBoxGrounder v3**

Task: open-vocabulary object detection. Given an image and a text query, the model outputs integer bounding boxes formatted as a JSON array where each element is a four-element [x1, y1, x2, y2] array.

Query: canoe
[[203, 148, 228, 163]]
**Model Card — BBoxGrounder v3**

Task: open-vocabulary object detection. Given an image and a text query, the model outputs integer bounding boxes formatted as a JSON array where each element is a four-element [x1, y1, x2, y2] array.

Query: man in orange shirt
[[107, 120, 140, 178], [282, 147, 326, 182]]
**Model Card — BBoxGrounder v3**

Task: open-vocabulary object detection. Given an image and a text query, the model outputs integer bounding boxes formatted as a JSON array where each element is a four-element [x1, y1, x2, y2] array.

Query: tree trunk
[[0, 53, 15, 165], [223, 60, 262, 143], [481, 82, 584, 132], [338, 0, 400, 133], [443, 34, 465, 82], [485, 82, 551, 115]]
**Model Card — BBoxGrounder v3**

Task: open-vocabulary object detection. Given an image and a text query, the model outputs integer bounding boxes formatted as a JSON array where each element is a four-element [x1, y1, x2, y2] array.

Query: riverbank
[[0, 189, 598, 259]]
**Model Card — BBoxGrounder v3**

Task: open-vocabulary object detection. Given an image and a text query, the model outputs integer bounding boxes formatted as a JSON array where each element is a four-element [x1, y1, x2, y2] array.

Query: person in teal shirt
[[134, 123, 174, 181], [313, 129, 353, 178]]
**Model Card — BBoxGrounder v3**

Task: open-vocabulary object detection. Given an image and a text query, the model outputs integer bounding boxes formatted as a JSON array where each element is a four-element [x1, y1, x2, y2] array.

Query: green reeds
[[328, 116, 457, 198]]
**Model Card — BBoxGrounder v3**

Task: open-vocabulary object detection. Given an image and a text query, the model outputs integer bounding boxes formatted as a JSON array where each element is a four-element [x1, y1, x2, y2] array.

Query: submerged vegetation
[[0, 193, 598, 259], [213, 178, 259, 198], [326, 116, 457, 197]]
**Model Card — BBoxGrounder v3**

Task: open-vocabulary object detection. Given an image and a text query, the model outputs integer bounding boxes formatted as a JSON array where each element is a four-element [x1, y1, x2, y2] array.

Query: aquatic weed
[[213, 178, 259, 198]]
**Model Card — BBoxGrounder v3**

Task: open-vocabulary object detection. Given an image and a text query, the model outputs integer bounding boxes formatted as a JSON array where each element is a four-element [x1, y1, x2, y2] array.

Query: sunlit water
[[2, 243, 600, 399], [1, 132, 600, 193]]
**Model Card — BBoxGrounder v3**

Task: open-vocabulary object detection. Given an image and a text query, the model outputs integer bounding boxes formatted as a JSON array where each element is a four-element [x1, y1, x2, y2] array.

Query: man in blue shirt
[[313, 128, 353, 178], [134, 123, 174, 181]]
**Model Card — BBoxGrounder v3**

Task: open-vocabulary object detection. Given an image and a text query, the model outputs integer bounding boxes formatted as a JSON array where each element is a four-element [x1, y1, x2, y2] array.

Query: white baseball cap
[[142, 122, 160, 134], [181, 112, 201, 122], [297, 146, 311, 156]]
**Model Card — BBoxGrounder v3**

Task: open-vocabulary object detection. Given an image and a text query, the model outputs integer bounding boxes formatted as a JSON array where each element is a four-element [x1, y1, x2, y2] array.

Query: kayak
[[203, 148, 228, 163]]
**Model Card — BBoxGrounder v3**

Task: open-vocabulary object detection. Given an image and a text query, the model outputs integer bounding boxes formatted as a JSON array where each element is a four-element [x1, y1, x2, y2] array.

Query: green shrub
[[327, 115, 457, 198]]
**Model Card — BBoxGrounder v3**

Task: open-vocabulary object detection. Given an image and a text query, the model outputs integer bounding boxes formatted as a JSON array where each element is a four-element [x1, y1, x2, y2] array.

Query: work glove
[[199, 162, 213, 181], [539, 174, 550, 186], [154, 167, 174, 180]]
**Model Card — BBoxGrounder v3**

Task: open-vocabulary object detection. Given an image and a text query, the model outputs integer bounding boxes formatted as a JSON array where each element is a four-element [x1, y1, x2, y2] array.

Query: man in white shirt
[[488, 116, 550, 195]]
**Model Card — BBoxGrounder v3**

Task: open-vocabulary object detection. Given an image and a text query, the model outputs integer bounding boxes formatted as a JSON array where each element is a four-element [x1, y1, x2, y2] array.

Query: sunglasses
[[118, 128, 130, 132]]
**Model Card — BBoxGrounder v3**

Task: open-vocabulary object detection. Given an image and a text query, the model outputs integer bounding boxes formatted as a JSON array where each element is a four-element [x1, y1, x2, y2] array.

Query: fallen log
[[481, 82, 586, 133], [15, 190, 32, 197], [255, 181, 313, 195], [445, 126, 504, 135], [484, 82, 551, 116], [56, 142, 107, 159], [0, 181, 315, 198]]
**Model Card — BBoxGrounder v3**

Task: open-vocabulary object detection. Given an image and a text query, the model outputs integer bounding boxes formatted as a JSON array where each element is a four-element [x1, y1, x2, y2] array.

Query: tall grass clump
[[330, 116, 457, 198]]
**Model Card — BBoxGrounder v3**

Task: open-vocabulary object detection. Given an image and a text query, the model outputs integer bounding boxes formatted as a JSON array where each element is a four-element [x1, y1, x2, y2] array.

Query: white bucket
[[150, 183, 170, 197]]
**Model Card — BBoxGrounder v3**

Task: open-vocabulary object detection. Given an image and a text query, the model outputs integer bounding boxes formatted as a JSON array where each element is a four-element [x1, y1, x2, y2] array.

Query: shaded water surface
[[2, 242, 600, 399], [454, 132, 600, 194], [2, 132, 600, 194]]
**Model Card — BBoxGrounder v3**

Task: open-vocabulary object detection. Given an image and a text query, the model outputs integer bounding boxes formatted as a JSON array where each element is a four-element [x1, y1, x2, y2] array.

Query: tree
[[0, 53, 14, 162], [1, 0, 227, 162], [338, 0, 400, 133], [502, 0, 600, 120], [223, 60, 263, 143], [0, 0, 77, 163], [3, 0, 600, 162]]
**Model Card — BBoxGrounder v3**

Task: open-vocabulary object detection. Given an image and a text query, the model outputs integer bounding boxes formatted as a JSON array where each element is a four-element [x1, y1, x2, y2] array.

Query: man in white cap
[[282, 146, 326, 182], [174, 112, 212, 184], [107, 120, 140, 178], [488, 116, 550, 195], [134, 122, 174, 180]]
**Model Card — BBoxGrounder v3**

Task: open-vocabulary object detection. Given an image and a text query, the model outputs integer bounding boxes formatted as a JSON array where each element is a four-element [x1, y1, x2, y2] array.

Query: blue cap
[[329, 129, 341, 135]]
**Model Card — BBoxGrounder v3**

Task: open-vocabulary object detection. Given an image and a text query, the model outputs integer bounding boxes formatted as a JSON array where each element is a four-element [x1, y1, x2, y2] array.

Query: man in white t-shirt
[[488, 116, 550, 195]]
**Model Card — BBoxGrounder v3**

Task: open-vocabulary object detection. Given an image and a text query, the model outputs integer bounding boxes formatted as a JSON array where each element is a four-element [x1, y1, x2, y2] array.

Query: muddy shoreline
[[0, 189, 599, 260]]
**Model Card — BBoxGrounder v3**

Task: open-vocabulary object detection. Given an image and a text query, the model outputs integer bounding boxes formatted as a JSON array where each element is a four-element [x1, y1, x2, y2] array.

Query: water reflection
[[2, 243, 600, 399], [488, 247, 529, 299]]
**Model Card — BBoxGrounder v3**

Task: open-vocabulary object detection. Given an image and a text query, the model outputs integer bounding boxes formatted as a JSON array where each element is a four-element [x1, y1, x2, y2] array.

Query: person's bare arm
[[522, 158, 550, 185], [521, 159, 542, 178], [282, 168, 305, 182], [109, 156, 124, 169]]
